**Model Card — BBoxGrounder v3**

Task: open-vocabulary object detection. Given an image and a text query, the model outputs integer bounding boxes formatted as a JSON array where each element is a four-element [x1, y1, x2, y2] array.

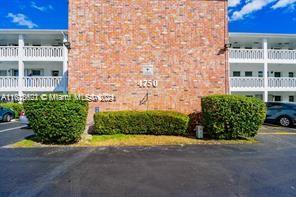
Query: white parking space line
[[0, 126, 24, 133], [0, 120, 18, 125]]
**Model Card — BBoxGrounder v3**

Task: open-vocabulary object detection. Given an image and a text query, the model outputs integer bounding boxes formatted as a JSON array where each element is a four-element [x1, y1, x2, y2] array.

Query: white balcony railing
[[230, 77, 296, 89], [229, 49, 264, 60], [268, 50, 296, 61], [0, 46, 18, 58], [230, 77, 264, 88], [229, 49, 296, 62], [0, 77, 18, 90], [268, 77, 296, 88], [0, 76, 66, 92], [24, 76, 66, 91], [0, 46, 64, 60], [24, 46, 63, 59]]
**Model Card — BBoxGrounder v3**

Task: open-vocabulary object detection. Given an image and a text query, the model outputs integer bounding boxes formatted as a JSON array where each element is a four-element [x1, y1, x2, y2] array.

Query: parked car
[[19, 111, 29, 125], [265, 102, 296, 127], [0, 107, 15, 122]]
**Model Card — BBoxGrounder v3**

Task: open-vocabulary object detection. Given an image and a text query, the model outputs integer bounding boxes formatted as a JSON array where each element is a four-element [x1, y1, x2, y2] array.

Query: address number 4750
[[138, 80, 158, 88]]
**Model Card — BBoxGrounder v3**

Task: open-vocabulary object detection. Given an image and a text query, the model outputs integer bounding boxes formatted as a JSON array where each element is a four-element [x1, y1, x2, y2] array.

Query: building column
[[62, 33, 68, 93], [264, 91, 268, 103], [263, 38, 268, 102], [18, 34, 24, 100]]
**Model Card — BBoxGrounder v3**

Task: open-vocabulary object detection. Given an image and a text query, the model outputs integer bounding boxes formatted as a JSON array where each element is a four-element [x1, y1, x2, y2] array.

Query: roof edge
[[230, 32, 296, 38], [0, 29, 68, 34]]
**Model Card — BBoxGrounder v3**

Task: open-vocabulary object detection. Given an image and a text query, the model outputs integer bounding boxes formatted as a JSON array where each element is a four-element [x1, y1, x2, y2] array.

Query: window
[[27, 69, 43, 76], [289, 72, 294, 78], [12, 69, 18, 76], [258, 71, 263, 77], [274, 72, 281, 78], [52, 70, 59, 76], [32, 70, 41, 76], [0, 70, 7, 76], [274, 96, 282, 102], [233, 71, 240, 77], [246, 95, 254, 98], [289, 96, 294, 102], [245, 71, 253, 77]]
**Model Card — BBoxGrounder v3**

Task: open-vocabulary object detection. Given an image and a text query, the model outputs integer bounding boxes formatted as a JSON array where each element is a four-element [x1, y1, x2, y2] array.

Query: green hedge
[[202, 95, 266, 139], [24, 95, 88, 144], [94, 111, 190, 135], [0, 102, 23, 118]]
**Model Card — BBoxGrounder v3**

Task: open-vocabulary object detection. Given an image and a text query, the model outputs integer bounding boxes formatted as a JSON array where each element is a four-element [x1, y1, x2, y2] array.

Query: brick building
[[68, 0, 229, 116]]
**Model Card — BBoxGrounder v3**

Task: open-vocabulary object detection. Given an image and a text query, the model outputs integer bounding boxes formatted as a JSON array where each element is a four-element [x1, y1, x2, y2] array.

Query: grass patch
[[9, 134, 257, 148], [12, 136, 39, 148]]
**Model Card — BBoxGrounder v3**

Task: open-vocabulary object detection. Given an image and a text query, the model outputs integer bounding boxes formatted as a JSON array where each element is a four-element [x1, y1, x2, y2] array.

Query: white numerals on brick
[[138, 80, 158, 88]]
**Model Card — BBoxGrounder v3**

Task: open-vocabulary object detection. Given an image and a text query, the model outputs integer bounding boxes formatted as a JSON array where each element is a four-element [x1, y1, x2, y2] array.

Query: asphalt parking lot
[[0, 122, 295, 197], [0, 121, 33, 147]]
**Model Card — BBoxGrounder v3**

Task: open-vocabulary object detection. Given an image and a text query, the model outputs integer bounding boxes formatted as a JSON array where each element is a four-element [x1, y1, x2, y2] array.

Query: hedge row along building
[[3, 1, 295, 116]]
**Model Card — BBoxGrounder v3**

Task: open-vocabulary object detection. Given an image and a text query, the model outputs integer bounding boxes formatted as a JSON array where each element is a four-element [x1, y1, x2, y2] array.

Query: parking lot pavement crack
[[8, 147, 96, 197]]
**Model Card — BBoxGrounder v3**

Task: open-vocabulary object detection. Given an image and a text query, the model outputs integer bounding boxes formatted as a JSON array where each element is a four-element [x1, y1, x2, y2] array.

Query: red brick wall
[[68, 0, 229, 118]]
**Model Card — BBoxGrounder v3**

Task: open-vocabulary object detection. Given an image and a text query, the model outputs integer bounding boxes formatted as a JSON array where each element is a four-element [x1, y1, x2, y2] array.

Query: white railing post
[[18, 34, 24, 100], [62, 32, 68, 93], [263, 38, 268, 102]]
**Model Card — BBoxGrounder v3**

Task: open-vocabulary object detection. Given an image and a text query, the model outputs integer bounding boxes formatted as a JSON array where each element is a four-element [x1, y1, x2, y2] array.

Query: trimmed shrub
[[23, 95, 88, 144], [94, 111, 190, 135], [202, 95, 266, 139], [0, 102, 23, 118]]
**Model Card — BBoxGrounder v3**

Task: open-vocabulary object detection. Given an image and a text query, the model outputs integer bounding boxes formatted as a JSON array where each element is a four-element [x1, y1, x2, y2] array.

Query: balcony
[[229, 49, 264, 63], [229, 49, 296, 63], [0, 77, 18, 91], [230, 77, 296, 91], [268, 77, 296, 89], [268, 50, 296, 63], [23, 46, 64, 61], [230, 77, 264, 91], [0, 46, 64, 61], [0, 46, 19, 61], [0, 76, 67, 92]]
